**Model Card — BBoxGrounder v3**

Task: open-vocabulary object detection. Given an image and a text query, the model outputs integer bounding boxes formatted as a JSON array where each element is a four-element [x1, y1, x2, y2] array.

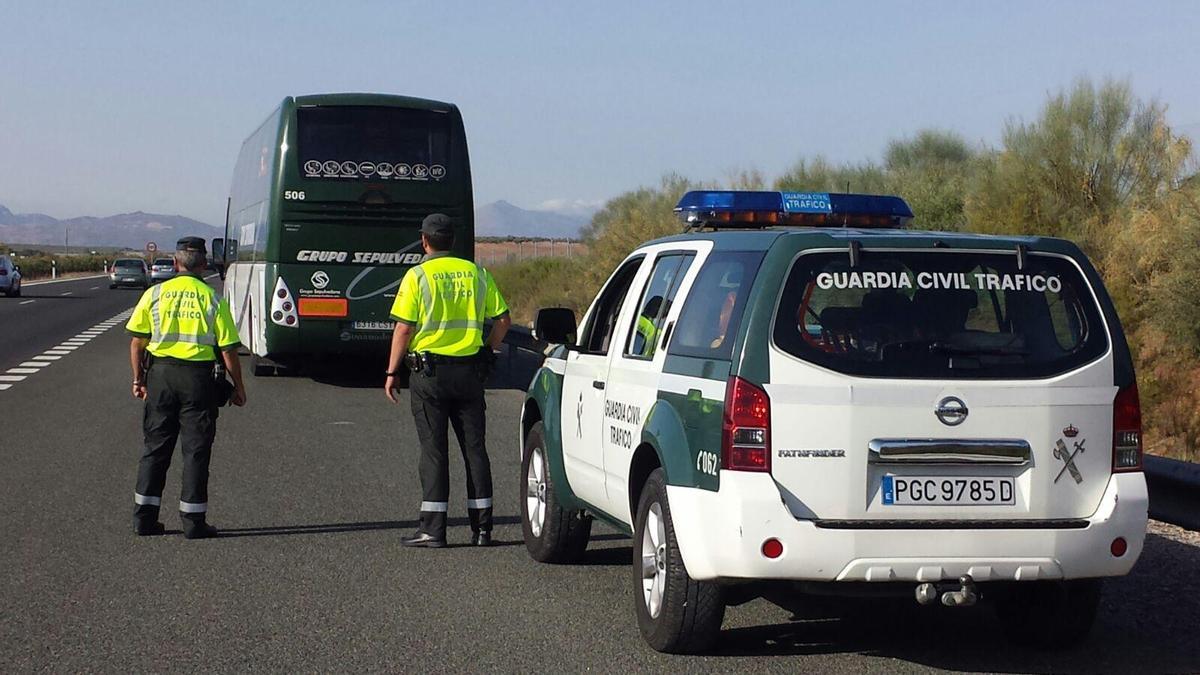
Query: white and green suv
[[519, 190, 1147, 653]]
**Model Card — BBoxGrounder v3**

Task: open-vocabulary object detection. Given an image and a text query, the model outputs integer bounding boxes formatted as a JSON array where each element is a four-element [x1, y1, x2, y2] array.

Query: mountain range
[[0, 203, 221, 250], [0, 198, 594, 249], [474, 200, 592, 239]]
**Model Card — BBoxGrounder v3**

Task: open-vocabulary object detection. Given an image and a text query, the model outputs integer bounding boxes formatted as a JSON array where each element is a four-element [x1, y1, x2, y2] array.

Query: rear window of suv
[[772, 250, 1108, 379]]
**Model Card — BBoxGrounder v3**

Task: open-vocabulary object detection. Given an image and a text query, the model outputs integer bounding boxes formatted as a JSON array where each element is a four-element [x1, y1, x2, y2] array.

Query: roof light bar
[[674, 191, 914, 229]]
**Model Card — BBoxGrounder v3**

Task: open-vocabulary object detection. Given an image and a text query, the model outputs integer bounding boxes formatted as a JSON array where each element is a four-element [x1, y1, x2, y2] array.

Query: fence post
[[52, 260, 57, 279]]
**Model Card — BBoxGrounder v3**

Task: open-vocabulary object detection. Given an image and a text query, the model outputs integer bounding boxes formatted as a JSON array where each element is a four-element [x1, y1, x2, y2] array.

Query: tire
[[109, 284, 116, 290], [632, 468, 725, 654], [994, 579, 1102, 648], [521, 421, 591, 563]]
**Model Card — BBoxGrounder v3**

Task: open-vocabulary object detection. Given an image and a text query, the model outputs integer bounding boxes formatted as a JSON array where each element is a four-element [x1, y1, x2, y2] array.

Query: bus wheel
[[252, 356, 276, 377]]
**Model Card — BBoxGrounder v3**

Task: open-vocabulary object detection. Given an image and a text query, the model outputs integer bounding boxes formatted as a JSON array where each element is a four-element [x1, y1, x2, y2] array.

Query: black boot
[[181, 513, 218, 540], [134, 505, 164, 536], [471, 532, 492, 547]]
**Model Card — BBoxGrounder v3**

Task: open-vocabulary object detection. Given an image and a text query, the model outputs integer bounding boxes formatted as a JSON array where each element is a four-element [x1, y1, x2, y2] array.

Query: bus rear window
[[297, 106, 451, 182], [772, 251, 1108, 379]]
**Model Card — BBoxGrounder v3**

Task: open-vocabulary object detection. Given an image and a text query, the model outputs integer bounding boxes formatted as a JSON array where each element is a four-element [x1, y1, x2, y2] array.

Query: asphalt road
[[2, 278, 1200, 672]]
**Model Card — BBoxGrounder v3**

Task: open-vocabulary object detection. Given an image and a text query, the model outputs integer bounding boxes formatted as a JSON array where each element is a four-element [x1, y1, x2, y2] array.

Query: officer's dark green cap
[[420, 213, 454, 237], [176, 236, 207, 253]]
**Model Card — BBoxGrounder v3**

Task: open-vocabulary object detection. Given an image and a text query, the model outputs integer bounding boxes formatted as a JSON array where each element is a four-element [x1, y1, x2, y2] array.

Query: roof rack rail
[[674, 191, 914, 231]]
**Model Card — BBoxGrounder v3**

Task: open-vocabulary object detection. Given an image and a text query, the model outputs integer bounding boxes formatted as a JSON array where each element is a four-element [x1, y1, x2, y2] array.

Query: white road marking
[[44, 350, 70, 355], [20, 300, 35, 305], [23, 273, 108, 287], [7, 368, 39, 374], [60, 291, 73, 296], [19, 361, 50, 368], [89, 286, 100, 290], [32, 355, 62, 361], [0, 384, 10, 390], [55, 346, 80, 351], [0, 375, 28, 381]]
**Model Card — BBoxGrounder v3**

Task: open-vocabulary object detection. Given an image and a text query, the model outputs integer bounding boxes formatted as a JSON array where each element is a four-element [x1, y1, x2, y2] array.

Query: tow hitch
[[915, 574, 978, 607]]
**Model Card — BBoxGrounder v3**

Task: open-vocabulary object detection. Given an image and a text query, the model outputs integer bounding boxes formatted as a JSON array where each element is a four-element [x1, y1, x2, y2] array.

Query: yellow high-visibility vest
[[126, 274, 240, 361], [389, 253, 509, 356]]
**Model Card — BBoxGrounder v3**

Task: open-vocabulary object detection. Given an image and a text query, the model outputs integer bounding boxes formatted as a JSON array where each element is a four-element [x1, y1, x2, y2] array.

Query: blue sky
[[1, 0, 1198, 226]]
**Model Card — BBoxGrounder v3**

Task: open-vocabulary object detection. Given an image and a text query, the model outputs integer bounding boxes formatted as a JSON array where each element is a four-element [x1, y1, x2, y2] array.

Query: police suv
[[519, 191, 1147, 653]]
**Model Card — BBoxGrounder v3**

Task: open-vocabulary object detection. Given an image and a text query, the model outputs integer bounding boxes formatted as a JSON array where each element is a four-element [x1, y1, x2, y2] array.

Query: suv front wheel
[[632, 468, 725, 653], [521, 421, 591, 563]]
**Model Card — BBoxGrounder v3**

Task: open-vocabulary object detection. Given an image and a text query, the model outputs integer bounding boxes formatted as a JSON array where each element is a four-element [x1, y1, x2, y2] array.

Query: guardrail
[[1145, 456, 1200, 531], [500, 327, 1200, 531]]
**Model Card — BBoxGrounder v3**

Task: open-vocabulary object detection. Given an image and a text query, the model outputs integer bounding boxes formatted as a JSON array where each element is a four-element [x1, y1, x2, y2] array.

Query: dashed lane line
[[60, 292, 73, 296], [0, 307, 135, 393], [20, 300, 35, 305]]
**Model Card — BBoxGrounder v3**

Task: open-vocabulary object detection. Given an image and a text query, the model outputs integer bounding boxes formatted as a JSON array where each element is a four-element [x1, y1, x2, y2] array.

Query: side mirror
[[534, 307, 577, 345]]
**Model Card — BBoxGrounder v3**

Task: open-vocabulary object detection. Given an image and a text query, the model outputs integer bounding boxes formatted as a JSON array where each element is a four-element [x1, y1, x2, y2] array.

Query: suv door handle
[[592, 380, 606, 390]]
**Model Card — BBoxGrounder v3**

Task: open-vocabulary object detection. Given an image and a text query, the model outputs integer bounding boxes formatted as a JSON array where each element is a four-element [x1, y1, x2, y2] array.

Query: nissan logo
[[935, 396, 968, 426]]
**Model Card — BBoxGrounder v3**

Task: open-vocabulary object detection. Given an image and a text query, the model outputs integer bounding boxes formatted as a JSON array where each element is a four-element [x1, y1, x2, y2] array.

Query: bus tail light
[[298, 297, 349, 318], [1113, 383, 1142, 472], [271, 277, 299, 328], [722, 376, 771, 472]]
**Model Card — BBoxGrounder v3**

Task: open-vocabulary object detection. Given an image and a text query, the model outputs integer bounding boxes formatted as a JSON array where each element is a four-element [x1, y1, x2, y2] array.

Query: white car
[[520, 190, 1147, 653]]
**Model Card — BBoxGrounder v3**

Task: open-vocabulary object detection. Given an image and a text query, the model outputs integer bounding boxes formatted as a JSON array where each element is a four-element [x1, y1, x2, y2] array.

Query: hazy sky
[[2, 1, 1198, 226]]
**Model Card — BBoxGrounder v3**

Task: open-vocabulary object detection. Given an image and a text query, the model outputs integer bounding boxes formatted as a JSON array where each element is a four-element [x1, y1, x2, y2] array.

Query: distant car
[[0, 255, 22, 297], [109, 258, 149, 290], [150, 257, 177, 283]]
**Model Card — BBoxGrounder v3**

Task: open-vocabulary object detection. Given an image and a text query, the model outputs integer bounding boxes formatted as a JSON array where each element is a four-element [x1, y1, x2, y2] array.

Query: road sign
[[146, 242, 158, 253]]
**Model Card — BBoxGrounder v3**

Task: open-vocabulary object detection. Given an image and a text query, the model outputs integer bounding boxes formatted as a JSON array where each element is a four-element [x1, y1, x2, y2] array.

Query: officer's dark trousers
[[134, 362, 219, 525], [409, 361, 493, 539]]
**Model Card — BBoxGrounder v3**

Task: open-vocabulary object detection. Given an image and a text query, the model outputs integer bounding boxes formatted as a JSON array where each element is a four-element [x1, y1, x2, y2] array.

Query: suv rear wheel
[[993, 579, 1102, 648], [521, 421, 591, 562], [632, 468, 724, 653]]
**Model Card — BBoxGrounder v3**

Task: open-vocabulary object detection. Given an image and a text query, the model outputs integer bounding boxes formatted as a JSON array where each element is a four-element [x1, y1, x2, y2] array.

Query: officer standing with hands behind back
[[385, 214, 511, 548], [126, 237, 246, 539]]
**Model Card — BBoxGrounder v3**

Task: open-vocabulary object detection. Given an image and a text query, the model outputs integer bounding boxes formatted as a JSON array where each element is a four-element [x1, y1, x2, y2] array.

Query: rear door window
[[668, 250, 765, 360], [625, 253, 694, 360], [772, 250, 1108, 379]]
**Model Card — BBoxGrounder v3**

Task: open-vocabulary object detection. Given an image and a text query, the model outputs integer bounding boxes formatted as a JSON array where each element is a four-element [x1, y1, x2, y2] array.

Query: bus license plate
[[352, 321, 395, 331], [881, 476, 1015, 506]]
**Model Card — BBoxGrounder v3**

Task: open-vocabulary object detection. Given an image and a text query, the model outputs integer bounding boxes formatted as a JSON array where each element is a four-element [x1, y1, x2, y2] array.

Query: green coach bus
[[215, 93, 474, 375]]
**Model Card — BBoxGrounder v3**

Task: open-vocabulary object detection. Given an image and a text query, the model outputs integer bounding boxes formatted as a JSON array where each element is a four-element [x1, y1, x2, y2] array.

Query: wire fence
[[475, 239, 586, 268]]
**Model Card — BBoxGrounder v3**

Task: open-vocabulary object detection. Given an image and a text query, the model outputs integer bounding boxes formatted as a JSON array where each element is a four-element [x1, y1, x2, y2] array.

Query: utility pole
[[65, 227, 69, 249]]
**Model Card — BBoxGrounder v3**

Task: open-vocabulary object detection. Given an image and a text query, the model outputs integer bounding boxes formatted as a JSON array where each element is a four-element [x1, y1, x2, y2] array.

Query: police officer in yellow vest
[[126, 237, 246, 539], [385, 214, 511, 548]]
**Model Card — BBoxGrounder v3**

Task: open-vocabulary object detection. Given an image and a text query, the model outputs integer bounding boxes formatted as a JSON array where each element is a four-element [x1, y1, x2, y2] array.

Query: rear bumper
[[110, 276, 146, 286], [667, 472, 1147, 583]]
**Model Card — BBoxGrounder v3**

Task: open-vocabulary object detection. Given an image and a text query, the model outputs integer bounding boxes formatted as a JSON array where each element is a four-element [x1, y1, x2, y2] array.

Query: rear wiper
[[927, 341, 1029, 357]]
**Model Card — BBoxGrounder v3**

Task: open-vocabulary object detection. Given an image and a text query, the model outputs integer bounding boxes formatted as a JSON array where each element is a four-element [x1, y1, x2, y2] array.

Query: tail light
[[722, 376, 770, 472], [0, 269, 6, 276], [270, 277, 299, 328], [1112, 383, 1142, 472]]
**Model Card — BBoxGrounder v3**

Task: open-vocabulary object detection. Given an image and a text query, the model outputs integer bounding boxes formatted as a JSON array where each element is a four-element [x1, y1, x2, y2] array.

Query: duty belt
[[148, 354, 217, 368]]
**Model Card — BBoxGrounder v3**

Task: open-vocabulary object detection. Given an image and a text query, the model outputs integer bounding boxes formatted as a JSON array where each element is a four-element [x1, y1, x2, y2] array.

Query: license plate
[[352, 321, 395, 331], [881, 475, 1015, 506]]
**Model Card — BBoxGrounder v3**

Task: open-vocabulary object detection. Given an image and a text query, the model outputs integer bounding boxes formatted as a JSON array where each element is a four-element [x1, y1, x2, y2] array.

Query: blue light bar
[[674, 190, 914, 228]]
